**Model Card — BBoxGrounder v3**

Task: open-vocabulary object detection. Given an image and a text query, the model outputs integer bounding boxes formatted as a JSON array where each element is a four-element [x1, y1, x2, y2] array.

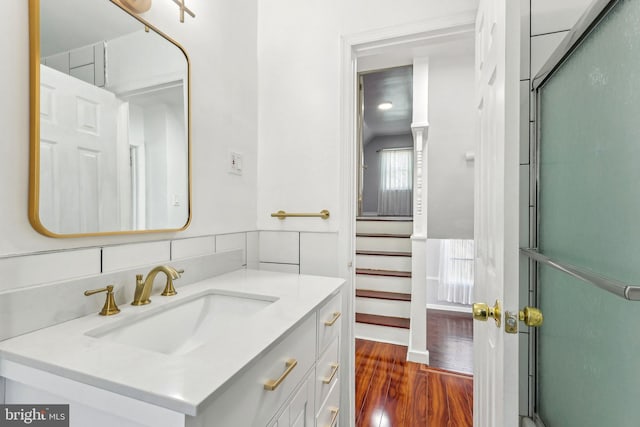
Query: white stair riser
[[356, 297, 410, 318], [356, 221, 413, 235], [355, 274, 412, 294], [355, 254, 411, 272], [356, 236, 411, 252], [355, 322, 409, 346]]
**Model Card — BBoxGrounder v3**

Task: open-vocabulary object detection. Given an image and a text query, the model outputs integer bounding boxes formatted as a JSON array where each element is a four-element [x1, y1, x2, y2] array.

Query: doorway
[[338, 13, 478, 424], [345, 17, 478, 426], [355, 65, 415, 347]]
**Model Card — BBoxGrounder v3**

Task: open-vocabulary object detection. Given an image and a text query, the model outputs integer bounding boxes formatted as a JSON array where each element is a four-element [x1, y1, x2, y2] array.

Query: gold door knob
[[519, 306, 543, 327], [472, 300, 502, 327]]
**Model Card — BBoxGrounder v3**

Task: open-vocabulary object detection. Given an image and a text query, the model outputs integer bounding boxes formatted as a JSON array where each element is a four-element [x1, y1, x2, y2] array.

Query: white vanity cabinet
[[314, 292, 342, 427], [191, 290, 342, 427], [0, 271, 344, 427], [272, 373, 315, 427], [188, 314, 317, 427]]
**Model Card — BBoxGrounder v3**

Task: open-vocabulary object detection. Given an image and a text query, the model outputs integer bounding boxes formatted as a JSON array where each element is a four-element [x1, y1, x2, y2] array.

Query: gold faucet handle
[[84, 285, 120, 316], [161, 268, 183, 297]]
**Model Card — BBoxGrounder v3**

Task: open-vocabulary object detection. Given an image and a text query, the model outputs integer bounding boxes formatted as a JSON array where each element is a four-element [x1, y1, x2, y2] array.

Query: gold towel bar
[[271, 210, 330, 220]]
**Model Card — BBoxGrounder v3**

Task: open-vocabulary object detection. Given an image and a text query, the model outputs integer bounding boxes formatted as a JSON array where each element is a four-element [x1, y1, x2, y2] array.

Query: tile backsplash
[[0, 232, 257, 342], [0, 230, 341, 343]]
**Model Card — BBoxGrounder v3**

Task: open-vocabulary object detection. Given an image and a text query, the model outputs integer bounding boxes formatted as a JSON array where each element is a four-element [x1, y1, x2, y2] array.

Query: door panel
[[39, 65, 120, 234], [473, 0, 520, 425]]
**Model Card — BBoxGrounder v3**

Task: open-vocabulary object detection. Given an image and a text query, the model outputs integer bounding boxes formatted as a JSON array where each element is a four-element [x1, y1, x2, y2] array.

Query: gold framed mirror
[[29, 0, 191, 237]]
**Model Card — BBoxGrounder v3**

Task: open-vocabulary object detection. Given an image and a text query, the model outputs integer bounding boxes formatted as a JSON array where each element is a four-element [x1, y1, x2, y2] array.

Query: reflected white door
[[473, 0, 520, 426], [39, 65, 120, 234]]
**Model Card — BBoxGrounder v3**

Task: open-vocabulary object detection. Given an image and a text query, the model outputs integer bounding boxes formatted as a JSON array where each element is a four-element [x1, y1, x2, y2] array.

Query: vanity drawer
[[317, 292, 342, 356], [315, 336, 339, 414], [190, 313, 316, 427], [316, 376, 340, 427]]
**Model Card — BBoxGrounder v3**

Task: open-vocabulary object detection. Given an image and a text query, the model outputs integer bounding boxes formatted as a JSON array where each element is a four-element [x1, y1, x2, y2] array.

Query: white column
[[408, 57, 430, 364]]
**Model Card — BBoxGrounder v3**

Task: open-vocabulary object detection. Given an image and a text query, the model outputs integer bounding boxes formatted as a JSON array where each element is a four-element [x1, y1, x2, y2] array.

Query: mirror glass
[[30, 0, 190, 236]]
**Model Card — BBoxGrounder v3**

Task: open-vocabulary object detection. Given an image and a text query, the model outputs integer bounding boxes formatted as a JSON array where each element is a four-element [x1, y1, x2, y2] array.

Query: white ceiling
[[360, 36, 475, 145], [40, 0, 142, 57], [362, 65, 413, 143]]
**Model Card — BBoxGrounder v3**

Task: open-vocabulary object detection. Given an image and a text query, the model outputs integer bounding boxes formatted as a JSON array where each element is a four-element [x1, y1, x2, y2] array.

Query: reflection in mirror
[[31, 0, 190, 236]]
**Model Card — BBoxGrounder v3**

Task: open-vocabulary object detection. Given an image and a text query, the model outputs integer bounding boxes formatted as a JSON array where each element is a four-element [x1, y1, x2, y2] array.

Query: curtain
[[377, 148, 413, 216], [438, 239, 474, 305]]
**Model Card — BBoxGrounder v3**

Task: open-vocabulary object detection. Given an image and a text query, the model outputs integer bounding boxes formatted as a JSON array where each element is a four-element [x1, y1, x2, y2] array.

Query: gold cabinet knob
[[84, 285, 120, 316], [519, 306, 543, 327], [472, 300, 502, 327]]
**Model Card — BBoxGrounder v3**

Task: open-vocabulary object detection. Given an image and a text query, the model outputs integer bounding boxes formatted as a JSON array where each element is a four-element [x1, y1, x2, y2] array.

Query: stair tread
[[356, 233, 411, 238], [356, 313, 410, 329], [356, 268, 412, 278], [356, 289, 411, 301], [356, 217, 413, 222], [356, 250, 412, 257]]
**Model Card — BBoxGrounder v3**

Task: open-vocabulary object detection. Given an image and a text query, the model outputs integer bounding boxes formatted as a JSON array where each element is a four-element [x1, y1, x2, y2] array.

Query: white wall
[[256, 0, 479, 232], [427, 53, 475, 239], [0, 0, 258, 257]]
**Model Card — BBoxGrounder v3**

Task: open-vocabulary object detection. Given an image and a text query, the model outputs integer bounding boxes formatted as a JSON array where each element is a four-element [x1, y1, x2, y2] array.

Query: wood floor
[[427, 310, 474, 375], [355, 339, 473, 427]]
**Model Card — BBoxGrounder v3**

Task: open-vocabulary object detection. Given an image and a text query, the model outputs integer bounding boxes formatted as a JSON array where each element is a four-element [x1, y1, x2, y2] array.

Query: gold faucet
[[131, 265, 184, 306]]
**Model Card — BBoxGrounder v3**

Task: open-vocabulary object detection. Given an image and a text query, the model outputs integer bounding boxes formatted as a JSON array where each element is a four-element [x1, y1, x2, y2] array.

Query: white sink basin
[[87, 291, 277, 355]]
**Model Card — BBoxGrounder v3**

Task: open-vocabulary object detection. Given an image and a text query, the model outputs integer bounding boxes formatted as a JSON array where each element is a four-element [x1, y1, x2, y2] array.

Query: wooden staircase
[[355, 217, 413, 345]]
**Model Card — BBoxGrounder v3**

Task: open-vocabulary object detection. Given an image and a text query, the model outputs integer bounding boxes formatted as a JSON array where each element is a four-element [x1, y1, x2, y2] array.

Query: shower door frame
[[528, 0, 622, 424]]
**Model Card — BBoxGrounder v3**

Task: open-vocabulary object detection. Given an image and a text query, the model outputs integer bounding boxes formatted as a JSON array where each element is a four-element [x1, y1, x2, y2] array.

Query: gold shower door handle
[[472, 300, 502, 328]]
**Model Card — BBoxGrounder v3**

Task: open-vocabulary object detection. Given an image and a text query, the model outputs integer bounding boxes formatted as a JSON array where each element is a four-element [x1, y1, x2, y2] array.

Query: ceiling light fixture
[[113, 0, 195, 23], [114, 0, 152, 14], [378, 102, 393, 111]]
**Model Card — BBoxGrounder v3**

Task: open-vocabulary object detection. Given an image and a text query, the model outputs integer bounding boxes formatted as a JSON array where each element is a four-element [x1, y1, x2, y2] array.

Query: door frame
[[338, 10, 476, 425]]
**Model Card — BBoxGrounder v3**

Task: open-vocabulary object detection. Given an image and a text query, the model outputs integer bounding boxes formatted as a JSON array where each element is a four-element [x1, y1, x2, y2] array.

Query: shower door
[[530, 0, 640, 425]]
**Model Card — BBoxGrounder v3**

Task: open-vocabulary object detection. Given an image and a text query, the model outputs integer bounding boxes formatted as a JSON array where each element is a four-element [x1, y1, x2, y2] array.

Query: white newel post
[[408, 57, 429, 364]]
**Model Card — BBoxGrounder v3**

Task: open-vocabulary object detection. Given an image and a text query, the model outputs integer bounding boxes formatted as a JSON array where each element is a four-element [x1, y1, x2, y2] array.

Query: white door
[[473, 0, 520, 426], [39, 65, 120, 234]]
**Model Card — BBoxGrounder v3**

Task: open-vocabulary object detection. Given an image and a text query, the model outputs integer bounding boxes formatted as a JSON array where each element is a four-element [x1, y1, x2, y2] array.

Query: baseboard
[[355, 322, 409, 346], [427, 303, 472, 314], [407, 347, 429, 364]]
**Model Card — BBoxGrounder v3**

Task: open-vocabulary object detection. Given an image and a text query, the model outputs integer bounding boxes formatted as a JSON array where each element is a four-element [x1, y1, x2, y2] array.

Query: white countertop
[[0, 269, 344, 416]]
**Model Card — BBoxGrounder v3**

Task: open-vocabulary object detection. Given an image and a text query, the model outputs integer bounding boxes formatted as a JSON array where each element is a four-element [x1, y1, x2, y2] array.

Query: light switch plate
[[229, 151, 243, 175]]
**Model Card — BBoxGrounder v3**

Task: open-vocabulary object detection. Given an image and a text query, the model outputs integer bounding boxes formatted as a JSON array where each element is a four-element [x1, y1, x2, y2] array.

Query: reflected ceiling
[[40, 0, 140, 57]]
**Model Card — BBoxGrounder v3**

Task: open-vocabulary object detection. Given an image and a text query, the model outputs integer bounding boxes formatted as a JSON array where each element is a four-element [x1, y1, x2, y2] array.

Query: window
[[377, 147, 413, 216], [380, 148, 413, 191], [438, 239, 474, 305]]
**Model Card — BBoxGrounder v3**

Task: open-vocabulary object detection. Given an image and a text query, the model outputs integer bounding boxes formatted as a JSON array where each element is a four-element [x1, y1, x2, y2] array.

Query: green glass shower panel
[[538, 0, 640, 425], [537, 265, 640, 426]]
